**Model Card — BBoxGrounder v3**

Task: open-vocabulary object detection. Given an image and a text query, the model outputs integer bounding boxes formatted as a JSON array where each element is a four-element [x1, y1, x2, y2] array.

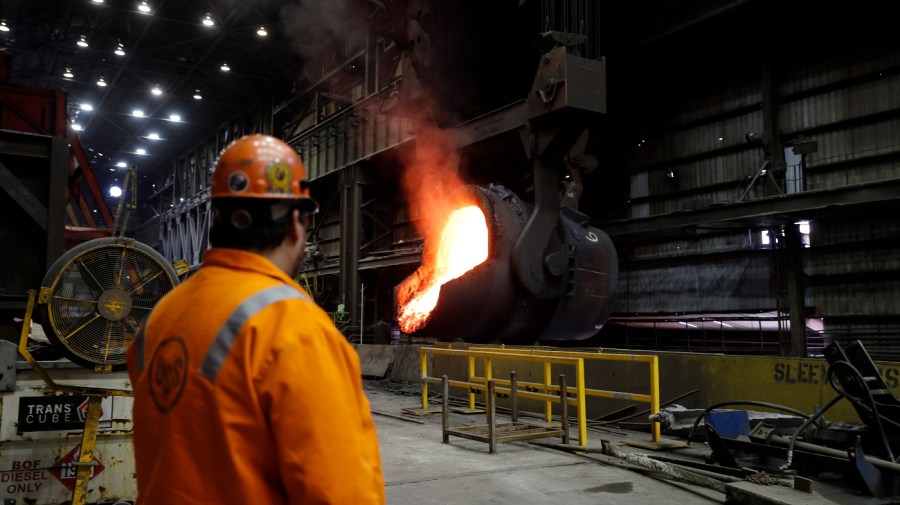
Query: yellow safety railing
[[422, 345, 662, 443], [421, 347, 588, 446], [469, 346, 661, 442]]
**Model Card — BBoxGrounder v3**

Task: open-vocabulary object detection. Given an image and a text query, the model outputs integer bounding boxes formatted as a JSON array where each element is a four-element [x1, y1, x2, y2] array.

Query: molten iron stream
[[398, 205, 488, 333]]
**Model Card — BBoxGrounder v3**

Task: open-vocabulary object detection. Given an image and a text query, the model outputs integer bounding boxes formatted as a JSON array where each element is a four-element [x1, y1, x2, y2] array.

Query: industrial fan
[[37, 237, 180, 371]]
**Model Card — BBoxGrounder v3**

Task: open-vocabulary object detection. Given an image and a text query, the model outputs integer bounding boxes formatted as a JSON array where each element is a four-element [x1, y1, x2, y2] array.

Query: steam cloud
[[279, 0, 368, 81], [398, 116, 471, 237]]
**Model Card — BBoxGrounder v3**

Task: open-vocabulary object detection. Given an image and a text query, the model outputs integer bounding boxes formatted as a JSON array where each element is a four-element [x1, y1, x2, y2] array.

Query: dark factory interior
[[3, 1, 900, 503]]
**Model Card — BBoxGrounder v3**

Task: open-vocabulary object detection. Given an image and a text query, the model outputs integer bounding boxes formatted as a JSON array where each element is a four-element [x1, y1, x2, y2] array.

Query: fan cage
[[47, 243, 177, 367]]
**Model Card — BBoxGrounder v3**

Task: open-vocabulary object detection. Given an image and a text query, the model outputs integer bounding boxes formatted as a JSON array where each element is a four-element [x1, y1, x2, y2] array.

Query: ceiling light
[[202, 13, 214, 27], [80, 103, 93, 111], [132, 109, 144, 117], [109, 186, 123, 198], [77, 35, 88, 47], [0, 20, 10, 32], [151, 85, 162, 96], [92, 0, 104, 3], [115, 42, 125, 56], [220, 62, 230, 72], [193, 90, 202, 100], [136, 148, 147, 155], [96, 76, 107, 87], [71, 123, 83, 131], [147, 132, 160, 140], [116, 162, 127, 167], [63, 67, 74, 79], [257, 26, 267, 37], [138, 1, 151, 14], [168, 113, 181, 121]]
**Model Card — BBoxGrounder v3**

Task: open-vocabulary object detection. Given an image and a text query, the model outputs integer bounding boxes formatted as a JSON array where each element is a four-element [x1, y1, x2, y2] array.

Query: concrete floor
[[364, 381, 899, 505]]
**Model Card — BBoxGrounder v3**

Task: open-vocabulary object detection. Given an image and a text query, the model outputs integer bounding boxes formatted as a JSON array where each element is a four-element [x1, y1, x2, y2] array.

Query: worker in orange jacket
[[126, 134, 385, 504]]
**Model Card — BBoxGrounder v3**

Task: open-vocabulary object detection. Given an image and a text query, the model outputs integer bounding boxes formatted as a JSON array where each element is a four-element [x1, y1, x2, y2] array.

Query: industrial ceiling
[[1, 0, 305, 197]]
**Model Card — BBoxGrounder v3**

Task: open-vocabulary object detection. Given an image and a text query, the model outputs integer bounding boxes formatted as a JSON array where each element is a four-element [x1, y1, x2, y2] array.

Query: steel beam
[[600, 178, 900, 238], [456, 100, 527, 149], [0, 159, 48, 230]]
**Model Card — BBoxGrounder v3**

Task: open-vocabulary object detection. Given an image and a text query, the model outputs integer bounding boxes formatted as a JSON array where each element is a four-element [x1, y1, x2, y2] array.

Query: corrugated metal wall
[[614, 23, 900, 357]]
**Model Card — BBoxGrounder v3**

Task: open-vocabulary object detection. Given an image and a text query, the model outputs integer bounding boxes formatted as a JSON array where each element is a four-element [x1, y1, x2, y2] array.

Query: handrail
[[470, 346, 661, 442], [421, 347, 588, 446], [422, 345, 662, 443]]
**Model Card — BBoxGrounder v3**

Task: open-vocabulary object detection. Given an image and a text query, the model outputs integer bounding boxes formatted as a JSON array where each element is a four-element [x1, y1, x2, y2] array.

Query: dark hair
[[209, 198, 297, 251]]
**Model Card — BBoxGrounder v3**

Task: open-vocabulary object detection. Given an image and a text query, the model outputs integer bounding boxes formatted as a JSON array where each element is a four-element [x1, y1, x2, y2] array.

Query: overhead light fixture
[[193, 89, 202, 100], [109, 186, 123, 198], [138, 1, 151, 14], [136, 148, 147, 155], [71, 123, 83, 131], [80, 103, 93, 111], [116, 162, 127, 168], [92, 0, 104, 3], [77, 34, 89, 47], [147, 132, 160, 140], [0, 20, 10, 32], [151, 84, 162, 96], [63, 67, 74, 79], [115, 42, 125, 56], [132, 109, 145, 117], [202, 13, 214, 27], [220, 62, 230, 72], [168, 113, 181, 121], [96, 76, 107, 87], [257, 26, 267, 37]]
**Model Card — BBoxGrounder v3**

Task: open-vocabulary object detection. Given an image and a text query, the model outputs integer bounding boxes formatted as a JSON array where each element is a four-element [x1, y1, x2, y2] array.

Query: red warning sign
[[49, 444, 105, 491]]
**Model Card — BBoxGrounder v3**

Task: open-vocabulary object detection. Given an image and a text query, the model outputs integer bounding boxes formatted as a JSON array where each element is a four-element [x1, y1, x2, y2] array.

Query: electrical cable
[[778, 392, 843, 471]]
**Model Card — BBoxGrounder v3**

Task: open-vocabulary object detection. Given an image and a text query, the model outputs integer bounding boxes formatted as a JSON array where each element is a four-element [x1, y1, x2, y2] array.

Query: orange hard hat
[[211, 134, 317, 211]]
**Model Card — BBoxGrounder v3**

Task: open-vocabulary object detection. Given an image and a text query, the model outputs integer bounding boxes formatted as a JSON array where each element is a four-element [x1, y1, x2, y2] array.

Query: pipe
[[762, 432, 900, 475]]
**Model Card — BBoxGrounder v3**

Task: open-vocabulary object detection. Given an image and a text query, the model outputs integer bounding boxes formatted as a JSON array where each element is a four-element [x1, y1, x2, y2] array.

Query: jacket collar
[[201, 248, 299, 287]]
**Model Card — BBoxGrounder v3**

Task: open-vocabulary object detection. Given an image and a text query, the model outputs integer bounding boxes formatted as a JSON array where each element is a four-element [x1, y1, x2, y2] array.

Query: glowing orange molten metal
[[398, 205, 489, 333]]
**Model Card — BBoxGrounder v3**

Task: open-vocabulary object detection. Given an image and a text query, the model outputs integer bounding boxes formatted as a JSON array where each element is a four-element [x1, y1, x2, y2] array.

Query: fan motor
[[37, 237, 180, 371]]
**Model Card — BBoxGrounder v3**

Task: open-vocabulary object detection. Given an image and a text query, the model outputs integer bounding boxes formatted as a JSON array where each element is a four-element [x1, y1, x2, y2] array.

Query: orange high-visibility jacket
[[127, 248, 385, 504]]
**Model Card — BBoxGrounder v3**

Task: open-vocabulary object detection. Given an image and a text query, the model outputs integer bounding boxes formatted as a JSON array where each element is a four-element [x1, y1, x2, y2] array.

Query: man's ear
[[288, 209, 303, 243]]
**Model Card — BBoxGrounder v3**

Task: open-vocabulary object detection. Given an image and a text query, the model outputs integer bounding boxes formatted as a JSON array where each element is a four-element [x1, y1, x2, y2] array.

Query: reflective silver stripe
[[200, 284, 310, 381]]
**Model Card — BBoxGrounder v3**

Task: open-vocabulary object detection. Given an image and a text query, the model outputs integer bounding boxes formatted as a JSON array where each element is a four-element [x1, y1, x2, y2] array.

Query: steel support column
[[761, 58, 786, 183], [784, 224, 807, 357], [47, 136, 69, 267], [340, 166, 363, 333]]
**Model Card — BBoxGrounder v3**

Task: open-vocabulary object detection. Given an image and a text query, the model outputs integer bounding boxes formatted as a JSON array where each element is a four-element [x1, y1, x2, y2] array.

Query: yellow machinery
[[6, 166, 181, 504], [36, 236, 179, 371], [10, 234, 180, 505]]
